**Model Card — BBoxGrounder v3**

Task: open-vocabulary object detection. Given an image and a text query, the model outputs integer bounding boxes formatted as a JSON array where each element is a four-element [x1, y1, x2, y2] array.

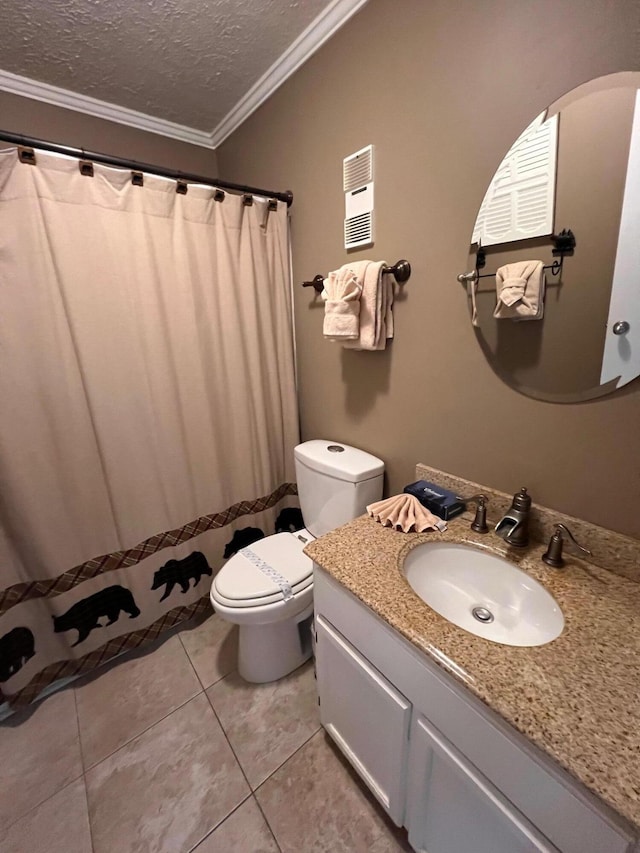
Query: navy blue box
[[403, 480, 466, 520]]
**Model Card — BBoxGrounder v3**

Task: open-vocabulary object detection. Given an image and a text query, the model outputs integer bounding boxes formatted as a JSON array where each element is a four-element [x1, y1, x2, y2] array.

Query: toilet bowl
[[210, 530, 315, 683], [211, 440, 384, 683]]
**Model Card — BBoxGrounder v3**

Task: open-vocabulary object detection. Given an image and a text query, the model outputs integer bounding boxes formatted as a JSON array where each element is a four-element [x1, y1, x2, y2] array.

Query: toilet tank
[[294, 440, 384, 539]]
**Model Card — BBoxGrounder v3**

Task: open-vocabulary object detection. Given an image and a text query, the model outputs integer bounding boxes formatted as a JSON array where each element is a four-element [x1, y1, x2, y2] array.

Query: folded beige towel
[[493, 260, 546, 321], [367, 494, 447, 533], [322, 267, 362, 339], [343, 260, 395, 350]]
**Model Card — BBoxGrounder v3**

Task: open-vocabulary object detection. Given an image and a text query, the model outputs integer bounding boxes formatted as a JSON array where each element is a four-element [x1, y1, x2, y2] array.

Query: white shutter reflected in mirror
[[473, 112, 558, 246], [600, 88, 640, 388]]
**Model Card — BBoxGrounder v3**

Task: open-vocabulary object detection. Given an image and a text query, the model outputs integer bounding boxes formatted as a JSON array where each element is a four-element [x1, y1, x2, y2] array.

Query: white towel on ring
[[321, 266, 362, 340], [342, 260, 396, 350], [493, 260, 546, 321]]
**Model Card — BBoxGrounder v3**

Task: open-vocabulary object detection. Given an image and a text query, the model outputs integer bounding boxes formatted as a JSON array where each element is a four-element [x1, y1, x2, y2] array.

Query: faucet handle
[[457, 493, 489, 534], [542, 523, 592, 568]]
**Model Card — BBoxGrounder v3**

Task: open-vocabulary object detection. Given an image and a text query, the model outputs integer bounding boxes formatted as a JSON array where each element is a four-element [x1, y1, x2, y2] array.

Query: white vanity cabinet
[[313, 567, 637, 853]]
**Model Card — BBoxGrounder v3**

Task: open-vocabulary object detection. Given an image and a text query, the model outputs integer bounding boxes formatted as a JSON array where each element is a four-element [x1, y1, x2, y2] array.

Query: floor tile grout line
[[254, 720, 323, 793], [205, 659, 320, 794], [0, 771, 86, 835], [73, 688, 96, 853], [82, 686, 204, 774], [201, 684, 253, 792], [177, 622, 236, 693], [0, 687, 86, 834], [251, 725, 324, 853], [185, 791, 254, 853], [253, 725, 323, 797], [252, 793, 285, 853]]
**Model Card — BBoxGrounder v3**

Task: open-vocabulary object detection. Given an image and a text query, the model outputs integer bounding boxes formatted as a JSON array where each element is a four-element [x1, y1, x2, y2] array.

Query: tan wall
[[0, 91, 217, 174], [217, 0, 640, 538]]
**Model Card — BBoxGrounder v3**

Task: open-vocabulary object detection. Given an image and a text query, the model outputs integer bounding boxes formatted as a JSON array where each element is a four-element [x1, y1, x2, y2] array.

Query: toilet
[[210, 439, 384, 683]]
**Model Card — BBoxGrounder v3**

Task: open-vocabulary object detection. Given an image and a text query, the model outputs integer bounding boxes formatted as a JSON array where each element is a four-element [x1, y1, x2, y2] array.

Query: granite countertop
[[304, 514, 640, 829]]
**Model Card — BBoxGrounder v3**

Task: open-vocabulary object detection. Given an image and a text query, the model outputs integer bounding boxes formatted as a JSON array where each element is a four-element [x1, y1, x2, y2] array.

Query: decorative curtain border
[[0, 483, 297, 616], [3, 594, 212, 708]]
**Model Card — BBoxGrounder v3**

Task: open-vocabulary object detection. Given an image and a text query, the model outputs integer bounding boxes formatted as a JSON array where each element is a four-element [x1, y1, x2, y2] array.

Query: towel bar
[[457, 230, 575, 285], [302, 259, 411, 293]]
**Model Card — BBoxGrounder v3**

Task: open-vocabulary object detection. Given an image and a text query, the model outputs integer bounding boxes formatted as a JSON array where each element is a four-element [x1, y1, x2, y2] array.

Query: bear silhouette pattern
[[0, 627, 35, 682], [275, 507, 305, 534], [53, 585, 141, 647], [223, 527, 265, 559], [151, 551, 212, 602]]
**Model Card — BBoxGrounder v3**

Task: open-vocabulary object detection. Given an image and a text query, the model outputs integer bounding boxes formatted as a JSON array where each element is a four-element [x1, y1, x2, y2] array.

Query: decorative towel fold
[[342, 260, 395, 350], [493, 260, 546, 321], [367, 494, 447, 533], [322, 266, 363, 339]]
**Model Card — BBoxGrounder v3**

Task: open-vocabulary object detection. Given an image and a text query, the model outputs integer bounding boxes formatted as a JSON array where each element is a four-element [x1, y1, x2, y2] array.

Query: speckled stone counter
[[304, 513, 640, 830]]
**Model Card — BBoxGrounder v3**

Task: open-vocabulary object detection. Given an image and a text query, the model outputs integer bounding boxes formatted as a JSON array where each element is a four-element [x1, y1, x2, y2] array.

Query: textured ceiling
[[0, 0, 333, 131]]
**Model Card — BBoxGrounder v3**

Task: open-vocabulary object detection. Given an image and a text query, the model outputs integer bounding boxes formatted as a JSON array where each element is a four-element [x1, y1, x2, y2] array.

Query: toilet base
[[237, 602, 314, 683]]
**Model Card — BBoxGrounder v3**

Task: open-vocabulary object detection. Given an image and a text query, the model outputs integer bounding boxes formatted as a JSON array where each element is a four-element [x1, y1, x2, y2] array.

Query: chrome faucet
[[495, 487, 532, 548]]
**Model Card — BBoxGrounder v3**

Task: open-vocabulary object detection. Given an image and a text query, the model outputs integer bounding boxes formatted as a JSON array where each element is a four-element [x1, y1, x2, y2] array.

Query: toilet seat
[[212, 531, 314, 609]]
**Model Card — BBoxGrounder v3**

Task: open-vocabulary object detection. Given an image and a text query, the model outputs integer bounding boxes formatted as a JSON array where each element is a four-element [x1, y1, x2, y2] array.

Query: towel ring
[[302, 259, 411, 292]]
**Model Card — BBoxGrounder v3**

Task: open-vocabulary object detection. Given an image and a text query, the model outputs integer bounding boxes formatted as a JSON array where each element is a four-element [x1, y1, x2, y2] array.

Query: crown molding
[[209, 0, 370, 147], [0, 0, 369, 151], [0, 69, 216, 150]]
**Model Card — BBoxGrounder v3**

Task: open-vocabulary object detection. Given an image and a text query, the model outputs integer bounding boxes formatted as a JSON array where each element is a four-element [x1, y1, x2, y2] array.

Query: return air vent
[[344, 145, 374, 249], [345, 211, 374, 249], [343, 144, 373, 192]]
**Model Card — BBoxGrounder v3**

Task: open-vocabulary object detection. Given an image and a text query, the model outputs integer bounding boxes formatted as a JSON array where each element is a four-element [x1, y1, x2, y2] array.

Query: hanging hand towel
[[322, 266, 362, 339], [343, 260, 396, 350], [493, 260, 546, 321]]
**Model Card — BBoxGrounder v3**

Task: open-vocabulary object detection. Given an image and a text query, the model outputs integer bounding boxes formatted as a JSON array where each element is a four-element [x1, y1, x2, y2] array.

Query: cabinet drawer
[[315, 614, 411, 826]]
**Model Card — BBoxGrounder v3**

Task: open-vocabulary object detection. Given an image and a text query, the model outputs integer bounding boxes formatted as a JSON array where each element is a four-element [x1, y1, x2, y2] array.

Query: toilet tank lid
[[294, 440, 384, 483]]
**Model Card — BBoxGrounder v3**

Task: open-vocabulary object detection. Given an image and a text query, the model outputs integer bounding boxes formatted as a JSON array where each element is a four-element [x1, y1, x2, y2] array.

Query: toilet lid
[[215, 532, 314, 602]]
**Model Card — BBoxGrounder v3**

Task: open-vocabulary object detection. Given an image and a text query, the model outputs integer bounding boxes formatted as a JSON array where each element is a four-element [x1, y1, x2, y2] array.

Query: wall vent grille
[[343, 145, 373, 192], [344, 211, 374, 249], [344, 145, 374, 248]]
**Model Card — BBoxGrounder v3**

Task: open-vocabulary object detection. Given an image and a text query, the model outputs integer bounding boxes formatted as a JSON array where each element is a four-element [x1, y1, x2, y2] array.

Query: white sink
[[402, 542, 564, 647]]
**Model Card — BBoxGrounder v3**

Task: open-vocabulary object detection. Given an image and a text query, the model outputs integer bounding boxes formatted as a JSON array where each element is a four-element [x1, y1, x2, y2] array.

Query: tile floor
[[0, 613, 412, 852]]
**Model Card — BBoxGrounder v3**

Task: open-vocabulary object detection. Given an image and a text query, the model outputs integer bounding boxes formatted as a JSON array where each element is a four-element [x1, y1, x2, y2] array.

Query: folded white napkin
[[493, 260, 546, 321], [322, 267, 362, 339], [367, 494, 447, 533]]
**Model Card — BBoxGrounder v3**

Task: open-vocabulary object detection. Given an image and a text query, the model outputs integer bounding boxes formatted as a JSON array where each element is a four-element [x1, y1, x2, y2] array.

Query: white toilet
[[210, 440, 384, 683]]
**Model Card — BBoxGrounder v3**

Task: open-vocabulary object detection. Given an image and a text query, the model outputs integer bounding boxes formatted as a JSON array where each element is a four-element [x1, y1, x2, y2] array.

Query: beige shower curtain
[[0, 148, 299, 708]]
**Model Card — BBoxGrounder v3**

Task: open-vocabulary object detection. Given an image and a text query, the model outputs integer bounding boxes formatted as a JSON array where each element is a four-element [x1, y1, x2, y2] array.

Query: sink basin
[[402, 543, 564, 647]]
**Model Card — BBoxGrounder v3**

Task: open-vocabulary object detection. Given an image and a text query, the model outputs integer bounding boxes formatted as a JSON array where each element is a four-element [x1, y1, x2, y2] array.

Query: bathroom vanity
[[306, 497, 640, 853]]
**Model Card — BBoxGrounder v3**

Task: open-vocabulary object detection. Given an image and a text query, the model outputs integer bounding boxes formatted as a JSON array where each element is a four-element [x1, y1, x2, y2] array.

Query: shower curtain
[[0, 148, 299, 708]]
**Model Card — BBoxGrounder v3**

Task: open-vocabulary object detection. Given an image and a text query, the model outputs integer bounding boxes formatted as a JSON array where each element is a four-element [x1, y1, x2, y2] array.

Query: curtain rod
[[0, 130, 294, 207]]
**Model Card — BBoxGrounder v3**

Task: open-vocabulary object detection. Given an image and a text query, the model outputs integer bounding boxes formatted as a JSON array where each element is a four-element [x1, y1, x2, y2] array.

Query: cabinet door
[[315, 614, 411, 826], [407, 715, 559, 853]]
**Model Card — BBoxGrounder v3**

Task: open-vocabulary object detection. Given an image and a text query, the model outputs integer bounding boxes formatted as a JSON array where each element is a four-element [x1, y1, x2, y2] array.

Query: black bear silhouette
[[223, 527, 265, 559], [275, 507, 305, 534], [53, 585, 141, 647], [151, 551, 213, 602], [0, 627, 35, 682]]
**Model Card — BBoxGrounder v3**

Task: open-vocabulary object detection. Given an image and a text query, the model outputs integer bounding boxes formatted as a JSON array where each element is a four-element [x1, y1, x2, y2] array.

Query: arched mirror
[[464, 72, 640, 402]]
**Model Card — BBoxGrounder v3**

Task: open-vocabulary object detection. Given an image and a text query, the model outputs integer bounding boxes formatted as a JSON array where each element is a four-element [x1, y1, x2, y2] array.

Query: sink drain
[[472, 606, 494, 624]]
